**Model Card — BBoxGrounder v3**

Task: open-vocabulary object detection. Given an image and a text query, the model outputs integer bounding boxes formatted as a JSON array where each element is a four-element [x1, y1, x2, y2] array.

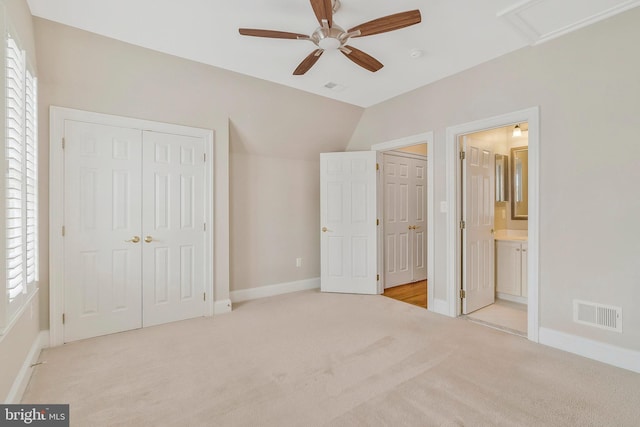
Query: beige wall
[[348, 8, 640, 350], [397, 144, 427, 156], [0, 293, 39, 401], [0, 0, 41, 401], [33, 18, 363, 327]]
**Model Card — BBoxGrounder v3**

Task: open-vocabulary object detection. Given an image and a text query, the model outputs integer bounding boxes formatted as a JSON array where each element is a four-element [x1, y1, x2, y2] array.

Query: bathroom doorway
[[445, 108, 539, 342], [459, 124, 529, 336]]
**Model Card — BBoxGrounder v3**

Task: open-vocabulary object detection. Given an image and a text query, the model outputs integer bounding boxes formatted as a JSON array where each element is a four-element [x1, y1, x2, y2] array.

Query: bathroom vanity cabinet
[[495, 240, 528, 302]]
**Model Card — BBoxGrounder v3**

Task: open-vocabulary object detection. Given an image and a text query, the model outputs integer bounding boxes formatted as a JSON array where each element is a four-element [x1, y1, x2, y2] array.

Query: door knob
[[144, 236, 153, 243], [322, 227, 331, 233], [125, 236, 140, 243], [414, 226, 421, 230]]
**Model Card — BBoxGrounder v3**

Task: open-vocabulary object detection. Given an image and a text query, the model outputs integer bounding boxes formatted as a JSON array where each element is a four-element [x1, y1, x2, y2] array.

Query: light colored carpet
[[466, 299, 527, 337], [23, 290, 640, 426]]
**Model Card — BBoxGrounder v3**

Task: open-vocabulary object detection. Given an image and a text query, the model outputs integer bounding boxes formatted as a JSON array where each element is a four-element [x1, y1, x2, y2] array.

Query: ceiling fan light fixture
[[318, 37, 341, 50], [513, 124, 522, 137], [312, 24, 345, 50]]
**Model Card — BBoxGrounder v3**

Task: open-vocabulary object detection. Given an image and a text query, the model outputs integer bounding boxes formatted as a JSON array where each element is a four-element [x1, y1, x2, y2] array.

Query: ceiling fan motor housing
[[312, 25, 346, 50]]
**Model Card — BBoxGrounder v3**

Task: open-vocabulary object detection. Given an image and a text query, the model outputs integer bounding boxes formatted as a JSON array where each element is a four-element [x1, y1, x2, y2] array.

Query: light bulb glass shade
[[513, 125, 522, 137]]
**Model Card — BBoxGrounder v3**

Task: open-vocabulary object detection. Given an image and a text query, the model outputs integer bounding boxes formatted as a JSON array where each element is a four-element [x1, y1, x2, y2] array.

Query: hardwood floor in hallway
[[383, 280, 427, 309]]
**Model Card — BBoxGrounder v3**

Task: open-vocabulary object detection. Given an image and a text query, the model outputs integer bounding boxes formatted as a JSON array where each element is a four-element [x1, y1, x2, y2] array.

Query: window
[[2, 32, 38, 329]]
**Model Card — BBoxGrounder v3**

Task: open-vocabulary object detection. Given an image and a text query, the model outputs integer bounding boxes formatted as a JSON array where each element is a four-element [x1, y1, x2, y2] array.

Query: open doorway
[[459, 124, 529, 336], [380, 144, 428, 309], [445, 107, 539, 342], [370, 133, 434, 310]]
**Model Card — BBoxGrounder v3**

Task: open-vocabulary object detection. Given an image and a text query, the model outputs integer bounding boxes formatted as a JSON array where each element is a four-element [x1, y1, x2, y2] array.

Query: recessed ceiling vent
[[573, 300, 622, 333]]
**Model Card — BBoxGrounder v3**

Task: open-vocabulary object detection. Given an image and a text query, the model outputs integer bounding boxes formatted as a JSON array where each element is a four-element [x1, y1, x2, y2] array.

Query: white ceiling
[[26, 0, 640, 107]]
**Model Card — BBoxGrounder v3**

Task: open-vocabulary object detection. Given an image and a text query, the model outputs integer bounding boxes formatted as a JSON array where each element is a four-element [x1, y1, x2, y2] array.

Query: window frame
[[0, 22, 39, 335]]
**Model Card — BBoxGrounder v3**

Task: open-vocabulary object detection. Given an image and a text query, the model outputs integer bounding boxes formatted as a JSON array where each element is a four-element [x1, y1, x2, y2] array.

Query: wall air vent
[[573, 300, 622, 333]]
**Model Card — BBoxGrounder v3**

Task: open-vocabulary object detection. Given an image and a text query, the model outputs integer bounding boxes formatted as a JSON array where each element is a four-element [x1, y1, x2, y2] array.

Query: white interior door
[[142, 131, 206, 327], [382, 154, 428, 287], [63, 123, 207, 342], [320, 151, 379, 294], [462, 137, 495, 314], [63, 120, 143, 342], [383, 154, 412, 287], [411, 157, 427, 282]]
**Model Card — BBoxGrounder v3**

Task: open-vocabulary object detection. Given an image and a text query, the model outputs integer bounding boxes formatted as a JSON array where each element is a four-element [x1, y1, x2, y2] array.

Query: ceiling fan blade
[[239, 28, 308, 39], [293, 49, 324, 75], [348, 10, 421, 37], [340, 45, 383, 72], [310, 0, 333, 27]]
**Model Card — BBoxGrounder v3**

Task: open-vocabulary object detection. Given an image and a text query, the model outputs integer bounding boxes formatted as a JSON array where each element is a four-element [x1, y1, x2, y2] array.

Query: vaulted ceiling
[[26, 0, 640, 107]]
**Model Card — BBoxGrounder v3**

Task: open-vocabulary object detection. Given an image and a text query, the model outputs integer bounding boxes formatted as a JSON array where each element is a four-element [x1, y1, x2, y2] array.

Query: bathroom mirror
[[511, 146, 528, 220], [495, 154, 508, 202]]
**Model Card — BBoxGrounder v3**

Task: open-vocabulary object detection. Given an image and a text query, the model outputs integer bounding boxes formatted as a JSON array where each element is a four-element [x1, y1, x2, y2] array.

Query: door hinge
[[459, 151, 466, 160], [377, 274, 380, 281], [376, 163, 379, 171], [62, 226, 66, 236], [203, 222, 206, 231], [62, 137, 65, 149], [62, 313, 65, 324], [376, 219, 379, 226], [203, 292, 206, 301], [460, 290, 466, 299], [203, 153, 206, 162], [459, 221, 466, 230]]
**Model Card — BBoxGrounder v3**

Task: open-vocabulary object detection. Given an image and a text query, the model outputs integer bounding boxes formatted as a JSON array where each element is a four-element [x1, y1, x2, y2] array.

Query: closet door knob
[[144, 236, 153, 243], [125, 236, 140, 243]]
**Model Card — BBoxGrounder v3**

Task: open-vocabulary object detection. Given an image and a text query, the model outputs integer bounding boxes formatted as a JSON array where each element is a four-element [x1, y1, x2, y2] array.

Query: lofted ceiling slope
[[26, 0, 640, 107]]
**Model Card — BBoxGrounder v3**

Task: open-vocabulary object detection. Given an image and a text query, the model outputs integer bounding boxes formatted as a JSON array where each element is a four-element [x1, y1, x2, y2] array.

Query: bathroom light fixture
[[513, 124, 522, 137]]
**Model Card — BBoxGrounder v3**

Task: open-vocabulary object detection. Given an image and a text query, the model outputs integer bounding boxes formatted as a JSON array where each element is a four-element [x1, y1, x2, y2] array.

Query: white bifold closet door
[[63, 120, 206, 342], [383, 153, 427, 288]]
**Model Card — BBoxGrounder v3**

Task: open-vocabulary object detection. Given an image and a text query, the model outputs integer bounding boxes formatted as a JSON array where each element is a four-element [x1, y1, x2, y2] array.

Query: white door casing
[[383, 153, 427, 288], [142, 131, 206, 327], [63, 121, 143, 342], [320, 151, 379, 295], [50, 106, 219, 347], [462, 136, 495, 314], [446, 108, 539, 341]]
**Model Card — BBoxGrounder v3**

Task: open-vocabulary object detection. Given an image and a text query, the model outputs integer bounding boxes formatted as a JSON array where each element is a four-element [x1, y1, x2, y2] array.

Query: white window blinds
[[5, 33, 38, 317]]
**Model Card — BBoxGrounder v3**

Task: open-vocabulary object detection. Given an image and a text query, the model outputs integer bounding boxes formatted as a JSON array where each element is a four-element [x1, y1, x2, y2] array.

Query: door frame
[[49, 106, 216, 346], [445, 107, 540, 342], [371, 132, 434, 309]]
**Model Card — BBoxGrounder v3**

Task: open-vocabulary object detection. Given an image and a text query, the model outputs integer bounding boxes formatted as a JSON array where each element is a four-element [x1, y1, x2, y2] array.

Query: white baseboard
[[430, 298, 452, 317], [496, 292, 528, 305], [6, 330, 49, 404], [230, 278, 320, 303], [213, 299, 232, 315], [539, 327, 640, 374]]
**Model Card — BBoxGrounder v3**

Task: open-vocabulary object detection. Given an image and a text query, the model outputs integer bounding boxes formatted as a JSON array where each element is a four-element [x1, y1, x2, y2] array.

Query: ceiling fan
[[239, 0, 421, 75]]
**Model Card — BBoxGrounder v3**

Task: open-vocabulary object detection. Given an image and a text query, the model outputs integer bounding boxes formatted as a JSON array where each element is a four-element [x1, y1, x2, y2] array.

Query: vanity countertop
[[494, 230, 528, 242]]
